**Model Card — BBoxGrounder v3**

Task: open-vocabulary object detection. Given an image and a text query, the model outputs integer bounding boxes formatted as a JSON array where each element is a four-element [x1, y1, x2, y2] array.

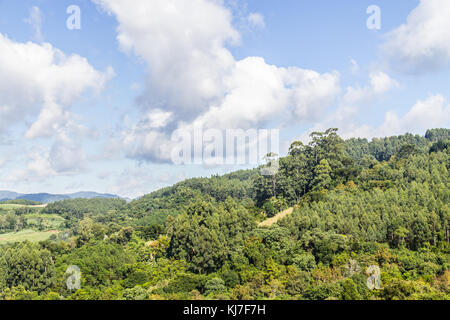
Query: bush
[[340, 279, 361, 300], [262, 201, 277, 218], [164, 274, 209, 294], [123, 286, 148, 300], [204, 278, 226, 295], [123, 271, 149, 289], [292, 253, 316, 272], [221, 270, 240, 288]]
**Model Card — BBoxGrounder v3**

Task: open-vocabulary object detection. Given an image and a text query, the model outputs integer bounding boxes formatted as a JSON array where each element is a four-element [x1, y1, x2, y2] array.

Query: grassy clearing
[[0, 203, 47, 209], [24, 213, 65, 229], [0, 203, 25, 210], [0, 229, 59, 244], [258, 207, 294, 228]]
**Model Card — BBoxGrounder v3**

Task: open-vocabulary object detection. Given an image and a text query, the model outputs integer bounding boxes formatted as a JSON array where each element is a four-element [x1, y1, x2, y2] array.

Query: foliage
[[0, 128, 449, 300]]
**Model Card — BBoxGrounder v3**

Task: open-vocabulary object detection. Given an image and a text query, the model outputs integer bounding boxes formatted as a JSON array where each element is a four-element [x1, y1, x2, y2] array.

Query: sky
[[0, 0, 449, 198]]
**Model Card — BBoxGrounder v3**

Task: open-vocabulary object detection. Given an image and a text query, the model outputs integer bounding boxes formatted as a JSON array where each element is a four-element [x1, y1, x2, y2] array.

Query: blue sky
[[0, 0, 449, 198]]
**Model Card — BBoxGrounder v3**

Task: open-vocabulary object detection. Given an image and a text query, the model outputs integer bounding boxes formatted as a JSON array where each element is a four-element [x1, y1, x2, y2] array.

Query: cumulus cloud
[[191, 57, 340, 130], [143, 110, 174, 130], [342, 71, 398, 106], [0, 33, 113, 182], [374, 94, 450, 137], [383, 0, 450, 73], [306, 94, 450, 142], [6, 141, 87, 183], [298, 71, 399, 142], [120, 126, 175, 163], [95, 0, 239, 117], [0, 33, 113, 140], [94, 0, 341, 163], [49, 140, 87, 174]]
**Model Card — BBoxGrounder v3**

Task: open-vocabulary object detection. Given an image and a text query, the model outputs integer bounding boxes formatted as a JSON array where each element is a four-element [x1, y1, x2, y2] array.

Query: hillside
[[0, 128, 449, 300], [124, 128, 450, 226]]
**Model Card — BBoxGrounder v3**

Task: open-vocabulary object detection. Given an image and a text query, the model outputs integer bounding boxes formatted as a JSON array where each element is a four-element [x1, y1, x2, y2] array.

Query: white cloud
[[343, 71, 398, 106], [106, 166, 186, 199], [285, 67, 340, 122], [298, 71, 399, 142], [24, 6, 44, 42], [144, 110, 173, 129], [329, 71, 398, 129], [308, 94, 450, 141], [95, 0, 239, 117], [0, 33, 113, 140], [16, 148, 55, 181], [49, 140, 87, 174], [117, 59, 340, 163], [0, 33, 113, 183], [370, 71, 399, 94], [94, 0, 341, 163], [247, 13, 265, 29], [375, 94, 450, 137], [383, 0, 450, 73], [6, 139, 88, 183]]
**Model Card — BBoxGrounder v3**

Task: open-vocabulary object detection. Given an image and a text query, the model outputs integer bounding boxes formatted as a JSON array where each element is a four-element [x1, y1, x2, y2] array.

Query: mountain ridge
[[0, 191, 122, 204]]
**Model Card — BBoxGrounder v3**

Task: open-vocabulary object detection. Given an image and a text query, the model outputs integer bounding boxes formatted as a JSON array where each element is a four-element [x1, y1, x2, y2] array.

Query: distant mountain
[[16, 193, 71, 203], [68, 192, 120, 199], [0, 191, 121, 204], [0, 191, 22, 201]]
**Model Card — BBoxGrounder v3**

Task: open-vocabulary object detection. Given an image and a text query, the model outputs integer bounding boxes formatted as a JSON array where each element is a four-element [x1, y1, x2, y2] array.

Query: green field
[[0, 229, 59, 244], [0, 203, 26, 210], [24, 213, 66, 229], [0, 203, 46, 214]]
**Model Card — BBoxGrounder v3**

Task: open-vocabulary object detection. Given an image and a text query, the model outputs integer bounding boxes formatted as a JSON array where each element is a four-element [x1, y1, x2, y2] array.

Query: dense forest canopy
[[0, 128, 449, 300]]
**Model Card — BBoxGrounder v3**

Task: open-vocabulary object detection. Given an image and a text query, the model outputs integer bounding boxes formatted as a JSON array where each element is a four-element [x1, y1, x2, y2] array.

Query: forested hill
[[0, 128, 449, 300], [123, 128, 450, 223]]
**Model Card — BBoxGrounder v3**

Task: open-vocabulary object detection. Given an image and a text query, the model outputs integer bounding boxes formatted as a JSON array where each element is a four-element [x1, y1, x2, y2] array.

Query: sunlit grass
[[0, 229, 59, 244]]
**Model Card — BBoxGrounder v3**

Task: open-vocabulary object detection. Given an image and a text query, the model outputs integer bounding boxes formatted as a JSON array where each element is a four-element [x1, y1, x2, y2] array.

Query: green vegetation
[[41, 198, 127, 228], [0, 128, 449, 300], [0, 199, 43, 206], [0, 230, 59, 245]]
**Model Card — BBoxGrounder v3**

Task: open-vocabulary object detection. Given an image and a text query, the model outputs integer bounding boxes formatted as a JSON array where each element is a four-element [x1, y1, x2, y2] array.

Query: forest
[[0, 128, 448, 300]]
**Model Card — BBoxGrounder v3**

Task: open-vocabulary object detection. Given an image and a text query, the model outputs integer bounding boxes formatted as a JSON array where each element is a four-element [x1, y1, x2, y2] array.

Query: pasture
[[0, 229, 59, 245]]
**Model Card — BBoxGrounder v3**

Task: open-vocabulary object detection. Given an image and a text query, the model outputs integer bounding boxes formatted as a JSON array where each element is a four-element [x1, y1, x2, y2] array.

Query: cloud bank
[[94, 0, 341, 163], [383, 0, 450, 73]]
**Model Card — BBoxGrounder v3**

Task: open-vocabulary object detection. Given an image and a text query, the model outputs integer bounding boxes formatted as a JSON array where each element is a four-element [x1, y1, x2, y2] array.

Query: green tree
[[312, 159, 332, 191], [0, 242, 55, 293], [340, 279, 361, 300], [204, 278, 226, 295]]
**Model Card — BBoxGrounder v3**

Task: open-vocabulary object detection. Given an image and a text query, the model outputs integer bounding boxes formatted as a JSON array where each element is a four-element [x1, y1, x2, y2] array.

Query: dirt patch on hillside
[[258, 207, 294, 228], [30, 204, 48, 208]]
